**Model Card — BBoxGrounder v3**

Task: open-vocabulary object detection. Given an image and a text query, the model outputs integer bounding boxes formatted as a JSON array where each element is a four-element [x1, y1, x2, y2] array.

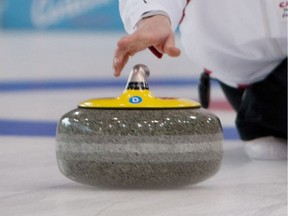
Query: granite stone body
[[56, 107, 223, 188]]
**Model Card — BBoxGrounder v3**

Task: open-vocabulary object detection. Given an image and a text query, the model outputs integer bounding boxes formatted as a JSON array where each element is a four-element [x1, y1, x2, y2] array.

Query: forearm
[[119, 0, 187, 33]]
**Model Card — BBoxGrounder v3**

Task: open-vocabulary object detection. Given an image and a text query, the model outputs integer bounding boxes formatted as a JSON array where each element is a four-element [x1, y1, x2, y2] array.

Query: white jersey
[[119, 0, 287, 87]]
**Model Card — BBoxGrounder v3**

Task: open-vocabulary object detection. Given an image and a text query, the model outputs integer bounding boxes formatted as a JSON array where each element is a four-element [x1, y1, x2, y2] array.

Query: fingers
[[113, 36, 127, 77], [113, 53, 129, 77], [112, 16, 181, 77], [113, 34, 150, 77], [113, 35, 180, 76]]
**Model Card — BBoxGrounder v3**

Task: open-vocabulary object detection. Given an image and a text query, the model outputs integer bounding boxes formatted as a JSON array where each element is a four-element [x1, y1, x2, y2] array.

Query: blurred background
[[0, 0, 236, 138], [1, 0, 123, 30]]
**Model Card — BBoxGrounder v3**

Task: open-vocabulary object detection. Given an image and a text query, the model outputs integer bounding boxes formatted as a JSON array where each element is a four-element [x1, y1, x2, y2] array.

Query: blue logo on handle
[[129, 96, 142, 104]]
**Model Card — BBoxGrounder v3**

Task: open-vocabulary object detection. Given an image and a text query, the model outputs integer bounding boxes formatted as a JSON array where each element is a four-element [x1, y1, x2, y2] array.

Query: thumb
[[163, 34, 181, 57]]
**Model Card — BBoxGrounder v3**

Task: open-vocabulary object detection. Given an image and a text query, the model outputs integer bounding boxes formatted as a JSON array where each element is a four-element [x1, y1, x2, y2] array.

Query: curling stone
[[56, 64, 223, 188]]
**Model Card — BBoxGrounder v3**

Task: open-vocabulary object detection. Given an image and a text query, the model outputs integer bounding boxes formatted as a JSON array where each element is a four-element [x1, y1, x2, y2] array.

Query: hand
[[113, 15, 181, 77]]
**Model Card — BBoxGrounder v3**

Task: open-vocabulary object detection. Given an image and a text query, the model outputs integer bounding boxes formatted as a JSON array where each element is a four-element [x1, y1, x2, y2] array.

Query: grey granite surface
[[56, 108, 223, 187]]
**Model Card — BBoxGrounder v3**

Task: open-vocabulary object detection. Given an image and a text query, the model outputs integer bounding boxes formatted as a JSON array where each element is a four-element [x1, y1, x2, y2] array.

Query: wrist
[[141, 10, 171, 23], [135, 10, 171, 29]]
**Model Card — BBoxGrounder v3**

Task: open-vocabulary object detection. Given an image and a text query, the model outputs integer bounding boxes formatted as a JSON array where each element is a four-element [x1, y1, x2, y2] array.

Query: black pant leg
[[236, 59, 287, 140], [218, 82, 245, 112]]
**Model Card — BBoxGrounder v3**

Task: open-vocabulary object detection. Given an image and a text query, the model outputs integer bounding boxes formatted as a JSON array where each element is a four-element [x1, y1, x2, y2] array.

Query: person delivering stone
[[113, 0, 287, 160]]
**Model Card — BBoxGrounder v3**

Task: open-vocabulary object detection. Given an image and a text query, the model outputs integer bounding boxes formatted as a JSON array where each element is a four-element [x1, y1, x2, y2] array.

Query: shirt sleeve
[[119, 0, 187, 33]]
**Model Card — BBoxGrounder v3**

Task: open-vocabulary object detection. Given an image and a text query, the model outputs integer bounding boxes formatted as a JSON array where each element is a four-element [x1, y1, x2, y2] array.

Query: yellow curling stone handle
[[78, 64, 201, 109]]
